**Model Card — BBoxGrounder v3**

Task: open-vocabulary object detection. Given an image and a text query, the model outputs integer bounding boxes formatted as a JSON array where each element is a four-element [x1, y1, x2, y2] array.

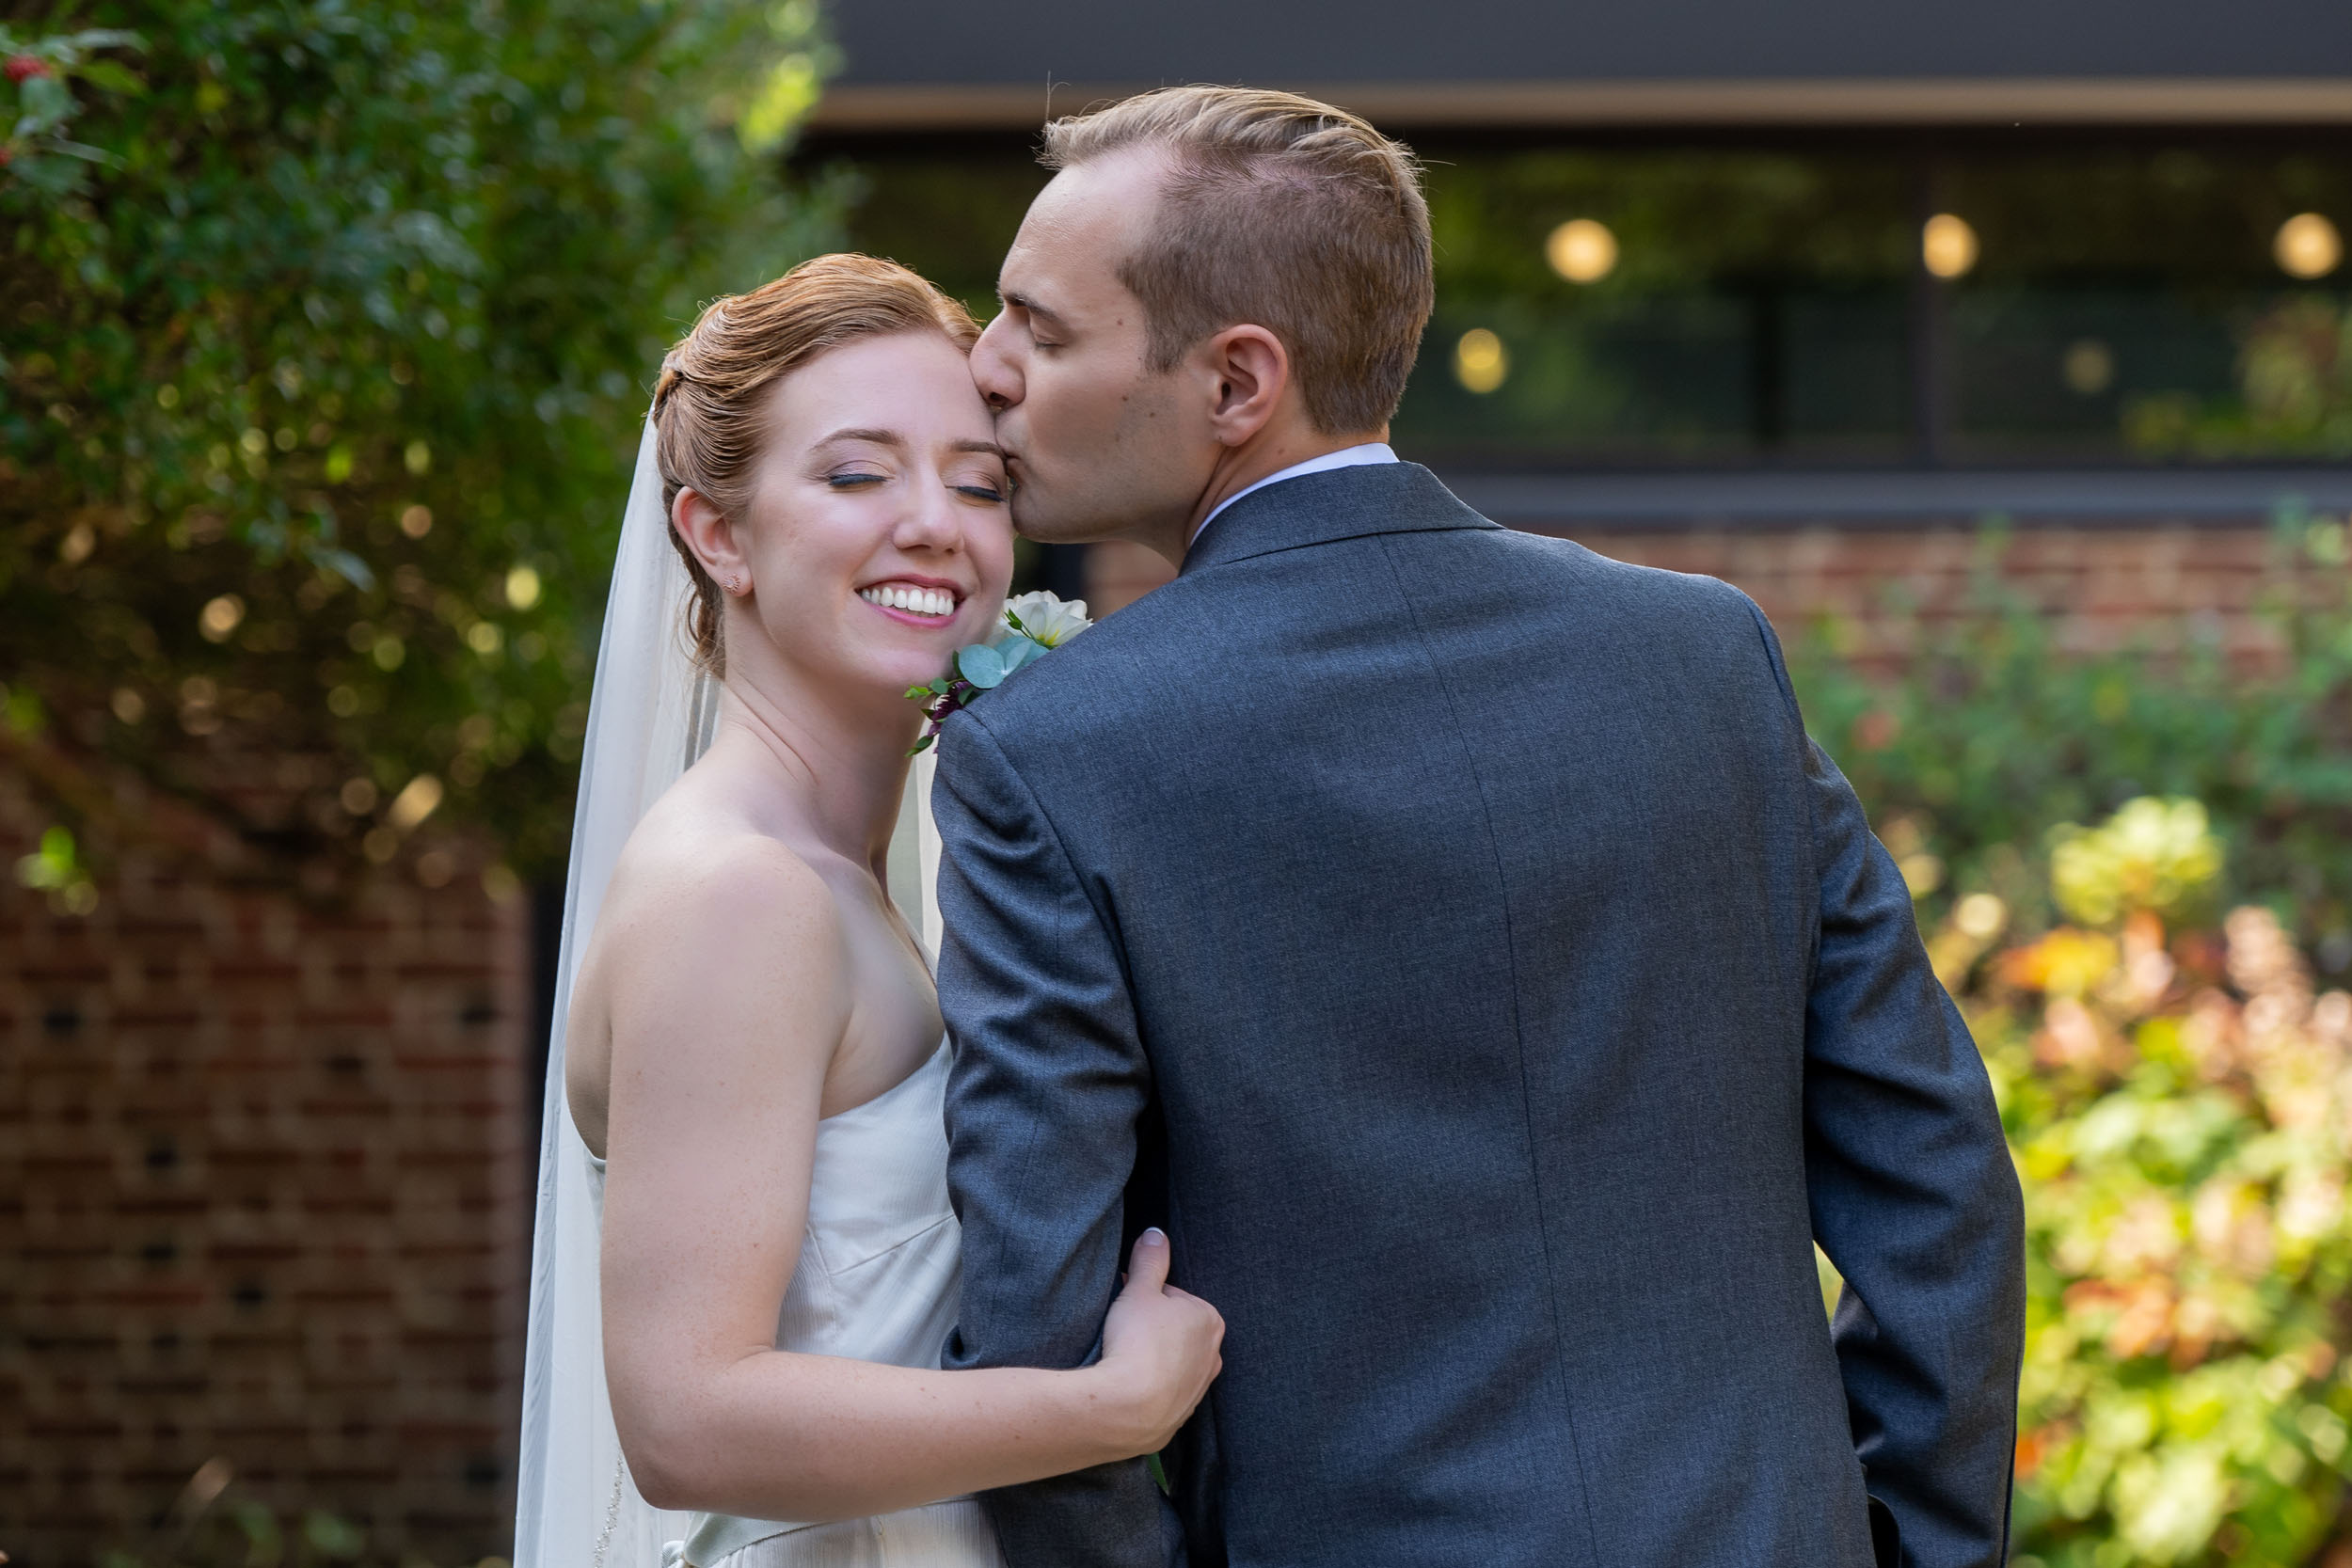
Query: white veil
[[512, 418, 944, 1568]]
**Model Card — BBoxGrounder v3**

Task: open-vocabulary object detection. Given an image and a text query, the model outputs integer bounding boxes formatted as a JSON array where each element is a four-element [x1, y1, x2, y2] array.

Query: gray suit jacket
[[933, 462, 2024, 1568]]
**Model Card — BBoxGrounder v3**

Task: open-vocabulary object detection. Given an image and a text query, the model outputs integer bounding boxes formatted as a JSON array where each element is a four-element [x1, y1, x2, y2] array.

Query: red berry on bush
[[6, 55, 51, 84]]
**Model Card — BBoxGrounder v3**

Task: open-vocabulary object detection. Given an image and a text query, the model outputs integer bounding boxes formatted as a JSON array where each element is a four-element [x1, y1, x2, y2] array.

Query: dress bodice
[[586, 1040, 992, 1566]]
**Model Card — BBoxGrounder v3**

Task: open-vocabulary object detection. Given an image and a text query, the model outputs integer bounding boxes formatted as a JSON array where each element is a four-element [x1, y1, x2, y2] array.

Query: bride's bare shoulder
[[590, 784, 845, 992], [566, 783, 846, 1153]]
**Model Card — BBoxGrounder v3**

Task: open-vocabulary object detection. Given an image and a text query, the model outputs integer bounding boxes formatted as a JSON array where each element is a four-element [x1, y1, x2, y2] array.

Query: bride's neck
[[708, 657, 919, 877]]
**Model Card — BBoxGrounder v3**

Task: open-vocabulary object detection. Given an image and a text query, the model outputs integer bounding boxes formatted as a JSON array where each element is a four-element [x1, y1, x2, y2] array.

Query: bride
[[514, 254, 1225, 1568]]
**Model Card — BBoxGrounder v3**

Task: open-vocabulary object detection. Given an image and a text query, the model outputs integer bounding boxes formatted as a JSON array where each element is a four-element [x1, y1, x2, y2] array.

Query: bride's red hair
[[651, 253, 981, 675]]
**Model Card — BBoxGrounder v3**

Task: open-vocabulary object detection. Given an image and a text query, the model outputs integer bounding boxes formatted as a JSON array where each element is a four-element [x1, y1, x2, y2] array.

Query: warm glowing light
[[387, 774, 445, 832], [2062, 339, 2115, 396], [1954, 893, 2008, 940], [2276, 213, 2344, 279], [199, 594, 246, 643], [1922, 214, 1979, 279], [505, 564, 543, 610], [1545, 218, 1618, 283], [1454, 328, 1508, 393]]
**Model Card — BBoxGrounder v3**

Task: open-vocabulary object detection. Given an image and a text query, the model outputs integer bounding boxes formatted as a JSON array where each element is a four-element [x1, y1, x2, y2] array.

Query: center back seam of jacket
[[1373, 532, 1606, 1568]]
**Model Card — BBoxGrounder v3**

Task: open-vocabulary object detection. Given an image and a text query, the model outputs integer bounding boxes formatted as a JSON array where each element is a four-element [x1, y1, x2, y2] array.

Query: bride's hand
[[1089, 1228, 1226, 1457]]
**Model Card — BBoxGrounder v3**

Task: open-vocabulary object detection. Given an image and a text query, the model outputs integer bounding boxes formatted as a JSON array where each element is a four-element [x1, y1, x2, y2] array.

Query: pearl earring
[[727, 574, 744, 594]]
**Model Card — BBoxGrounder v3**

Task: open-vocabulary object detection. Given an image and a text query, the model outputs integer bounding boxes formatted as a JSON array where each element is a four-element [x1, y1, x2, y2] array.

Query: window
[[833, 137, 2352, 469]]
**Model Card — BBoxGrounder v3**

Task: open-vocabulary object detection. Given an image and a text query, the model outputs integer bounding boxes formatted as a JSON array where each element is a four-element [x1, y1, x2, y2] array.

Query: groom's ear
[[1200, 324, 1291, 448], [672, 486, 745, 584]]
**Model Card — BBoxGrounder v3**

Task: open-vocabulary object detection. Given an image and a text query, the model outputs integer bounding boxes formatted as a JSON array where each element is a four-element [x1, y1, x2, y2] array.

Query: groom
[[931, 86, 2023, 1568]]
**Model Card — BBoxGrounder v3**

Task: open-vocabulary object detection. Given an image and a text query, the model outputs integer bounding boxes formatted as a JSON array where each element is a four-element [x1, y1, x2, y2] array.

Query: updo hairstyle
[[651, 253, 981, 675]]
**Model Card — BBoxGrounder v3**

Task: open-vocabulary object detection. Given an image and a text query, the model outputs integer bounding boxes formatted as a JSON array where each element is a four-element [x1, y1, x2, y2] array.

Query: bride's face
[[735, 330, 1015, 701]]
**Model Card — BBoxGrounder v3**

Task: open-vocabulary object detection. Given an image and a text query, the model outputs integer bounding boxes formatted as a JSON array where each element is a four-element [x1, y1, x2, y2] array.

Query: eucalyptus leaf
[[957, 641, 1008, 689], [996, 635, 1048, 675]]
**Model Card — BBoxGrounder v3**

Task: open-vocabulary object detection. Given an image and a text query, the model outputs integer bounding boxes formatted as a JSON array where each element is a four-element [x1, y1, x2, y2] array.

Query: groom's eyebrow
[[1002, 291, 1070, 334]]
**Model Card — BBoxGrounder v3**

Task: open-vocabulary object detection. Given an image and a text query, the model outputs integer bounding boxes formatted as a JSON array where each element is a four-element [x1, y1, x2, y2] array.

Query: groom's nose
[[971, 314, 1023, 411]]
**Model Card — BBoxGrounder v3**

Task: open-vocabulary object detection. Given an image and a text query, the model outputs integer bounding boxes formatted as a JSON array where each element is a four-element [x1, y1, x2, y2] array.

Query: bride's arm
[[596, 841, 1218, 1521]]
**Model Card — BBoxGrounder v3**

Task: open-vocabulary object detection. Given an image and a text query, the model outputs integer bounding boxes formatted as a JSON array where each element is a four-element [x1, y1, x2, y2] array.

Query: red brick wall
[[1084, 523, 2316, 667], [0, 768, 531, 1568]]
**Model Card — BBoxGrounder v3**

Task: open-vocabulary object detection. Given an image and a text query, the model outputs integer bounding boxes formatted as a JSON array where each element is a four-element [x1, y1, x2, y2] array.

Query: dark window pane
[[830, 136, 2352, 467]]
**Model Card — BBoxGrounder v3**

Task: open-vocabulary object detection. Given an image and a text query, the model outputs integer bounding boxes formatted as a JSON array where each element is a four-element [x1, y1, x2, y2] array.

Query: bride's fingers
[[1123, 1227, 1171, 1293]]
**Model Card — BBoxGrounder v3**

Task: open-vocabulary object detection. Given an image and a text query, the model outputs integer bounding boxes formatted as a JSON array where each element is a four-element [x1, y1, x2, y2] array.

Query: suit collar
[[1176, 461, 1501, 577]]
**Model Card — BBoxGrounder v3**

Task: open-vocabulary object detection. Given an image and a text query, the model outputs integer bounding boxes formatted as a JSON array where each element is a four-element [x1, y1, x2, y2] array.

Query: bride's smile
[[856, 578, 963, 622]]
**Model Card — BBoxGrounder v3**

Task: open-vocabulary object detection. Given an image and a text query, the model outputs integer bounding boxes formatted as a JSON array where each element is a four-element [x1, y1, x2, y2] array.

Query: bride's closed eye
[[826, 470, 888, 490]]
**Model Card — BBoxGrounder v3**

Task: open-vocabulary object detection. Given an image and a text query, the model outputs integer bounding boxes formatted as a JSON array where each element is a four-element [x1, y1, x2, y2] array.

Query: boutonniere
[[907, 590, 1093, 753]]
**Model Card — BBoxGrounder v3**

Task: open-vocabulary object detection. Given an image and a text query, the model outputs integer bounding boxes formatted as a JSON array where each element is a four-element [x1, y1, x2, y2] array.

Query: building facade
[[806, 0, 2352, 642]]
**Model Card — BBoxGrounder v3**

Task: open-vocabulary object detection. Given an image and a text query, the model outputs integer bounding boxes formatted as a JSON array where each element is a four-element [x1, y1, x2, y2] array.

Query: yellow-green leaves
[[2052, 798, 2226, 928]]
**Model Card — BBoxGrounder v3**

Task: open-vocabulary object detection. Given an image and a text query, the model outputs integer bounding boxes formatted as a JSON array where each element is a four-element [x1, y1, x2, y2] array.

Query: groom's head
[[972, 87, 1432, 551]]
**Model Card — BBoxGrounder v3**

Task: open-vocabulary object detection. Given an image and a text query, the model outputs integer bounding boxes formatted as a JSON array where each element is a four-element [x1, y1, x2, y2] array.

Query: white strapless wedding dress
[[584, 1040, 1003, 1568]]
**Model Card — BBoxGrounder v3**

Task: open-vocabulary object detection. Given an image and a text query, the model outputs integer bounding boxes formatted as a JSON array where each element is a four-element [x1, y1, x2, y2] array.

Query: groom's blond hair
[[1041, 87, 1433, 436]]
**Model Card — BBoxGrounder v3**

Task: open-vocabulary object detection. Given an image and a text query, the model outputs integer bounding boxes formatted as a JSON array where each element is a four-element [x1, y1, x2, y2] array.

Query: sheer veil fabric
[[512, 415, 946, 1568]]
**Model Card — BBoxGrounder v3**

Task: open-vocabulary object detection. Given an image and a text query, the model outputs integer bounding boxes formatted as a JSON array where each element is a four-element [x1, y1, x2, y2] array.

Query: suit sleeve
[[1749, 602, 2026, 1568], [930, 710, 1184, 1568]]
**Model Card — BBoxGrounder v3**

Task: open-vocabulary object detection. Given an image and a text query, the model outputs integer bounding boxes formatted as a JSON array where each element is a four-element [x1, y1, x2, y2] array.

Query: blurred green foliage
[[2130, 295, 2352, 458], [1910, 804, 2352, 1567], [1789, 513, 2352, 961], [1789, 543, 2352, 1563], [1, 1, 840, 886]]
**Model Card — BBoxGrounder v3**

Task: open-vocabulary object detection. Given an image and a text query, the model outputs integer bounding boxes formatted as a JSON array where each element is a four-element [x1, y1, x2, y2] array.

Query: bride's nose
[[891, 476, 964, 553]]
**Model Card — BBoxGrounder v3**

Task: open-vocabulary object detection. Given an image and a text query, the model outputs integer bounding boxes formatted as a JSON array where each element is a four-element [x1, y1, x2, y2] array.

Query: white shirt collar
[[1188, 442, 1399, 546]]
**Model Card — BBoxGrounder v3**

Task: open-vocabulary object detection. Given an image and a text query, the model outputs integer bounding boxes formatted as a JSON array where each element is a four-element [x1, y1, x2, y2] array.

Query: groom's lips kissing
[[856, 576, 964, 626]]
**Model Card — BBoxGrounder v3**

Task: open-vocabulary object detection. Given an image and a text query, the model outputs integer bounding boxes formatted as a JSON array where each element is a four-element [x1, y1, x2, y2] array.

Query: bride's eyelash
[[955, 483, 1007, 503], [827, 472, 886, 488]]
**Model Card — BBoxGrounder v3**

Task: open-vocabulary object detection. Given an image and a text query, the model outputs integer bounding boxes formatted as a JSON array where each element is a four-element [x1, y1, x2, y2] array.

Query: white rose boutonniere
[[905, 590, 1092, 753], [993, 590, 1091, 649]]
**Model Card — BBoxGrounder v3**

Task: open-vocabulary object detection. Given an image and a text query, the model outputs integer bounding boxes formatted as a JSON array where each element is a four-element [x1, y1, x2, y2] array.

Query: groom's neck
[[1172, 423, 1390, 562]]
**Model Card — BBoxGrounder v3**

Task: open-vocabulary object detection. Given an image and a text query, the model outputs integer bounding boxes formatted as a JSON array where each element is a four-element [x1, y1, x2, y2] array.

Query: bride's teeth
[[859, 583, 956, 616]]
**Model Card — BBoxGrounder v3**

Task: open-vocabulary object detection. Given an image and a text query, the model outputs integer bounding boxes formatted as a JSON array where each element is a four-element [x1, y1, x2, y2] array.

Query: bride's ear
[[672, 486, 748, 593]]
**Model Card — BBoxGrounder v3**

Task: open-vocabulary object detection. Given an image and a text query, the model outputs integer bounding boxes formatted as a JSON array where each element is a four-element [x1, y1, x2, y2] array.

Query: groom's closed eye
[[1001, 292, 1070, 348]]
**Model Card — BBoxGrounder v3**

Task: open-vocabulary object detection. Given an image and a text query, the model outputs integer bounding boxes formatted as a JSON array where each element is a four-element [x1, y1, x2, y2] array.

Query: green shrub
[[1788, 517, 2352, 961], [2, 2, 839, 888], [1915, 799, 2352, 1567], [1780, 543, 2352, 1560]]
